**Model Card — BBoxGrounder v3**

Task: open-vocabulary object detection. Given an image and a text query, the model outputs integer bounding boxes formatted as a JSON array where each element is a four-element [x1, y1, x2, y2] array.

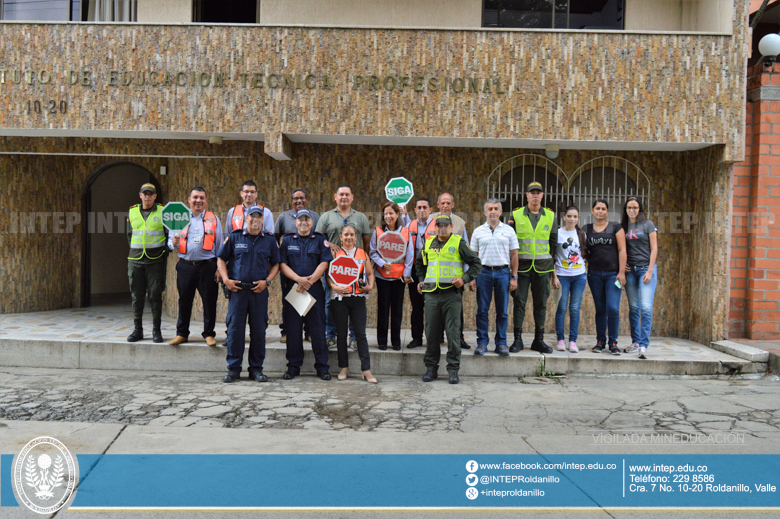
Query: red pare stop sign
[[376, 231, 407, 263], [328, 255, 361, 286]]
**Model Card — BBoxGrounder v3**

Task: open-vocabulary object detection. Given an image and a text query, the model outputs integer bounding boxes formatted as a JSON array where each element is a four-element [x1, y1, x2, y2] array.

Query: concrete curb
[[0, 337, 755, 377]]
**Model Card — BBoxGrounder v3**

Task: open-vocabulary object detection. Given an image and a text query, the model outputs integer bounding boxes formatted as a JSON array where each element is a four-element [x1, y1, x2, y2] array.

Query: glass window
[[193, 0, 258, 23], [1, 0, 74, 21], [82, 0, 136, 22], [483, 0, 623, 30]]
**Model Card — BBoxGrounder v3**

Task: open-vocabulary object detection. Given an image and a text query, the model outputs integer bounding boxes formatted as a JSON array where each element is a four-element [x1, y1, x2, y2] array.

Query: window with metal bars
[[487, 155, 649, 227]]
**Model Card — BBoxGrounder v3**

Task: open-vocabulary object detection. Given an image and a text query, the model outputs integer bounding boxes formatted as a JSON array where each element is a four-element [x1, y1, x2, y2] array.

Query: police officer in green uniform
[[507, 181, 557, 353], [126, 183, 168, 343], [416, 214, 482, 384]]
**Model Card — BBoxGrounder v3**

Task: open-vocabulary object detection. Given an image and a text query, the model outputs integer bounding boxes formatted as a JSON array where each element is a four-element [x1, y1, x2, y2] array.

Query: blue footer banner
[[2, 454, 779, 510]]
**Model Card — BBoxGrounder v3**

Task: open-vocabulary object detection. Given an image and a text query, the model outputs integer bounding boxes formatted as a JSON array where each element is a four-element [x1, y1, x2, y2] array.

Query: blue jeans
[[475, 267, 510, 347], [555, 273, 587, 342], [624, 265, 657, 348], [324, 279, 354, 340], [587, 270, 622, 346]]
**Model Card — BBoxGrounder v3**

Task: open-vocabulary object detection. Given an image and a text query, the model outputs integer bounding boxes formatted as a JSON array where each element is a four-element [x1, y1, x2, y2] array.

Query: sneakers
[[495, 344, 509, 356], [592, 341, 605, 353], [568, 341, 579, 353], [326, 337, 337, 351], [280, 334, 287, 344], [638, 347, 648, 359], [624, 343, 639, 354], [349, 339, 358, 351], [474, 345, 488, 355], [609, 343, 621, 355], [556, 340, 566, 351]]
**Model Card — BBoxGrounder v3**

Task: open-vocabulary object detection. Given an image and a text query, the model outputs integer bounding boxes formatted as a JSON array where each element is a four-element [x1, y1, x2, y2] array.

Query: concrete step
[[710, 340, 770, 363], [0, 334, 756, 378]]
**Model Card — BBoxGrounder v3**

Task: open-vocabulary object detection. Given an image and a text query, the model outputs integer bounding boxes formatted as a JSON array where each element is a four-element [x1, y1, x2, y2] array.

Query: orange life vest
[[333, 248, 368, 294], [179, 211, 217, 254], [231, 204, 265, 231], [408, 218, 437, 251], [375, 226, 410, 279]]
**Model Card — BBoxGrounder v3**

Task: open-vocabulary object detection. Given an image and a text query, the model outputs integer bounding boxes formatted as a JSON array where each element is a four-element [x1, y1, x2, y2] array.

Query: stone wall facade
[[0, 137, 731, 344], [0, 2, 748, 161]]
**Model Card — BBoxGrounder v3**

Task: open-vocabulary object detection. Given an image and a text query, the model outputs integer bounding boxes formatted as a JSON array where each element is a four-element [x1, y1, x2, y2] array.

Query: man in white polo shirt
[[469, 198, 519, 356]]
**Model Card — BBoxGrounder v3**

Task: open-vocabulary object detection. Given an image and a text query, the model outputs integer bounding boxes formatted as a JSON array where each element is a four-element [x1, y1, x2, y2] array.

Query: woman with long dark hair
[[369, 202, 413, 350], [585, 199, 626, 355], [328, 224, 377, 383], [621, 196, 658, 359], [552, 206, 588, 352]]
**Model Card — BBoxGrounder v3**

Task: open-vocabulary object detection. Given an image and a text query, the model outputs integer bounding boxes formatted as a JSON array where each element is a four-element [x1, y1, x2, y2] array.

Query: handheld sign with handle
[[161, 202, 190, 232], [376, 231, 407, 264], [328, 255, 361, 287], [384, 177, 414, 207]]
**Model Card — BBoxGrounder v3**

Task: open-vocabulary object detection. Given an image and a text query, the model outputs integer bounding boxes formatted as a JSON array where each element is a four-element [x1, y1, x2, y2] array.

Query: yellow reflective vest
[[512, 207, 554, 273], [422, 234, 464, 292], [128, 204, 166, 260]]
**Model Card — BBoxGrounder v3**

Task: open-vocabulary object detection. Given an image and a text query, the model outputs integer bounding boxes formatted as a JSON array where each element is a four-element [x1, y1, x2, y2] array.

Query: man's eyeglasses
[[292, 196, 306, 201]]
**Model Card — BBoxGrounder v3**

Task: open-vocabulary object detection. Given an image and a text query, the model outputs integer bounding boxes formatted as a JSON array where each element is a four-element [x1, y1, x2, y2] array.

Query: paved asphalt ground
[[1, 368, 779, 518]]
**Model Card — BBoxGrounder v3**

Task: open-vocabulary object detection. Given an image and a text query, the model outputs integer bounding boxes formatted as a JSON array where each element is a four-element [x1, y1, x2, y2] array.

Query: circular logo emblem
[[153, 217, 159, 223], [14, 436, 78, 514], [448, 246, 455, 253]]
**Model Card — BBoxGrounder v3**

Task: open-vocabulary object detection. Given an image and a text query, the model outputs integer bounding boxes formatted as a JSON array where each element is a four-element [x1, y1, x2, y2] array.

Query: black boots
[[530, 331, 553, 354], [127, 319, 144, 342], [509, 330, 524, 352], [128, 319, 163, 343], [152, 319, 163, 343]]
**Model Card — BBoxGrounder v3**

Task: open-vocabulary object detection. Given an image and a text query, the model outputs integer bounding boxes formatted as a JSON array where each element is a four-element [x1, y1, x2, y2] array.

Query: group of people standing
[[125, 179, 658, 385], [550, 195, 658, 358]]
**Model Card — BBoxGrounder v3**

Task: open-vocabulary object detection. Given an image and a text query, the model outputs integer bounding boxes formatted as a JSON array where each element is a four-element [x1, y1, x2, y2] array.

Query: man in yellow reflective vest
[[415, 214, 482, 384], [126, 183, 169, 343], [507, 181, 558, 354]]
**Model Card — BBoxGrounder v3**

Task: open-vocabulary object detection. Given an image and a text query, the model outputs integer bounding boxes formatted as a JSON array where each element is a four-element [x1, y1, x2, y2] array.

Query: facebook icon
[[466, 460, 478, 473]]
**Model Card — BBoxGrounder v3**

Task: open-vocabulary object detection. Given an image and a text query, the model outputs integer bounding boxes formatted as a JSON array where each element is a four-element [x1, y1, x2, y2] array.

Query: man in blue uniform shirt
[[217, 206, 280, 383], [279, 209, 332, 380]]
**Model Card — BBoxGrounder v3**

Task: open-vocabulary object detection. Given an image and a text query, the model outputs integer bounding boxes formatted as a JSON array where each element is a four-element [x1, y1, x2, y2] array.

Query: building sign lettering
[[0, 67, 507, 95]]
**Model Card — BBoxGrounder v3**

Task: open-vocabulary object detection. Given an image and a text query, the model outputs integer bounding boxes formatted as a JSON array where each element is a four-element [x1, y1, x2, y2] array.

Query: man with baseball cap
[[278, 209, 332, 380], [217, 205, 280, 382], [416, 214, 482, 384], [507, 181, 558, 354], [126, 182, 168, 343]]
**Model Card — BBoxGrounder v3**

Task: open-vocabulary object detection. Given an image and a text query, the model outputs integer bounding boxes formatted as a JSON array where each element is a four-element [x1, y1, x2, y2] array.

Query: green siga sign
[[384, 177, 414, 205], [161, 202, 190, 232]]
